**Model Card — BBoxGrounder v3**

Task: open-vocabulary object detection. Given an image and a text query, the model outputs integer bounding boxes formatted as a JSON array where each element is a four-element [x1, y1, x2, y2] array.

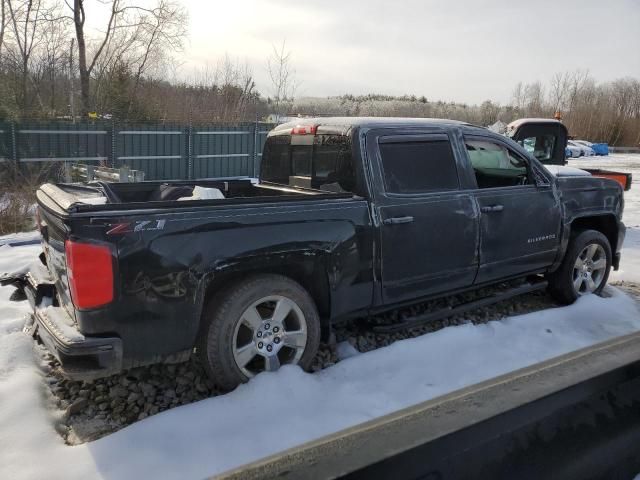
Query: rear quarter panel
[[73, 198, 373, 362]]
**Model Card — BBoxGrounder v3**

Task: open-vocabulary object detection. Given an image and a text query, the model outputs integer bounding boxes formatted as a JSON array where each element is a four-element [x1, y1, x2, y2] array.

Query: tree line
[[0, 2, 638, 145], [0, 0, 274, 122], [294, 72, 640, 146]]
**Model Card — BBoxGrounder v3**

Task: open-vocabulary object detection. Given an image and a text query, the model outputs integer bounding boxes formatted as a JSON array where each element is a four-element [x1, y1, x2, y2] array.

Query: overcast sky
[[177, 0, 639, 104]]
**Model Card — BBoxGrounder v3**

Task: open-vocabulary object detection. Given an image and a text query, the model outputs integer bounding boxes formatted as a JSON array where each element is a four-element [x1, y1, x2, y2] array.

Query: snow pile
[[0, 230, 40, 247], [0, 241, 639, 479]]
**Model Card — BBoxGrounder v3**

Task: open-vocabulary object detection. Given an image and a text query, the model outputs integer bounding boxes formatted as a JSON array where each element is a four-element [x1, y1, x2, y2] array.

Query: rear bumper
[[30, 306, 123, 382], [13, 262, 123, 381]]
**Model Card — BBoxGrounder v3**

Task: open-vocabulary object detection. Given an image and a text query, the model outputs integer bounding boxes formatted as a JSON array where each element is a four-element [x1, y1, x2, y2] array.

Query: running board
[[373, 280, 549, 333]]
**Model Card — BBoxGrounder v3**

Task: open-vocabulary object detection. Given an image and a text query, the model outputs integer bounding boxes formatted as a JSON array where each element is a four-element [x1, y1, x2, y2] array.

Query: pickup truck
[[1, 117, 626, 390], [506, 118, 632, 190]]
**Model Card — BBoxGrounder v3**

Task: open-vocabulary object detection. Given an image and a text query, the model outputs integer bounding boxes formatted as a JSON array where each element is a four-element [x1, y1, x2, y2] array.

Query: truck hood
[[544, 165, 592, 178]]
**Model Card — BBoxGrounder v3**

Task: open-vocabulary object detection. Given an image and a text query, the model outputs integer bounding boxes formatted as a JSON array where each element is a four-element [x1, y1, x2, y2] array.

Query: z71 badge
[[107, 220, 166, 235]]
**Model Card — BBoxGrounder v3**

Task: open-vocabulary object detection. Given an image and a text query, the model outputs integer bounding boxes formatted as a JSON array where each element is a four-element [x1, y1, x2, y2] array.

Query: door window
[[378, 139, 459, 194], [465, 138, 531, 189]]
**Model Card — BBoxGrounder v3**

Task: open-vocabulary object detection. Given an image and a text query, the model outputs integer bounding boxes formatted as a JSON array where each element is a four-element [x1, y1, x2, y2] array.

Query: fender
[[550, 211, 621, 273]]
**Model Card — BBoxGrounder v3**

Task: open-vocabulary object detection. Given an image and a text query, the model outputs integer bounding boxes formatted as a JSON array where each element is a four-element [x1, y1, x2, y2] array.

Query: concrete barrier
[[216, 331, 640, 480], [610, 146, 640, 154]]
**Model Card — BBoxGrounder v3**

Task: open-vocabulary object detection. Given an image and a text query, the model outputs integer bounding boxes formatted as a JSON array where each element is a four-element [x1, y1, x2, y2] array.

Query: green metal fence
[[0, 120, 276, 181]]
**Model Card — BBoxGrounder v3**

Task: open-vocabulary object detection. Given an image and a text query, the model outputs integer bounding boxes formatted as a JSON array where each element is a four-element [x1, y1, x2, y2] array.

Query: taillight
[[291, 125, 317, 135], [65, 240, 114, 309]]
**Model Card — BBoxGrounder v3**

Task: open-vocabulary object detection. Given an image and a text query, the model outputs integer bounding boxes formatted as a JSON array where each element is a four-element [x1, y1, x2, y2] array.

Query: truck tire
[[198, 274, 321, 391], [548, 229, 612, 305]]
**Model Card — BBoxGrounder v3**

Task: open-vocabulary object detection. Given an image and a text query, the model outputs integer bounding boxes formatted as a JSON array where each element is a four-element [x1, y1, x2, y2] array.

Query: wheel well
[[570, 215, 618, 249], [202, 264, 331, 322]]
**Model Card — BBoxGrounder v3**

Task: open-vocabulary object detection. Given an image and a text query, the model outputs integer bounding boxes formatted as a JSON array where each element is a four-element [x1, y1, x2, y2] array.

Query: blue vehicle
[[575, 140, 609, 156], [591, 143, 609, 156]]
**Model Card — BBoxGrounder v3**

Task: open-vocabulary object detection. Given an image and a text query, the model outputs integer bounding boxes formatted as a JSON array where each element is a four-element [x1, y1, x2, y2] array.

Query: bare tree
[[0, 0, 7, 56], [32, 5, 69, 114], [6, 0, 49, 110], [267, 40, 297, 117], [511, 81, 525, 112], [549, 71, 570, 114], [524, 81, 545, 117], [125, 0, 186, 116], [69, 0, 187, 116], [565, 70, 590, 119]]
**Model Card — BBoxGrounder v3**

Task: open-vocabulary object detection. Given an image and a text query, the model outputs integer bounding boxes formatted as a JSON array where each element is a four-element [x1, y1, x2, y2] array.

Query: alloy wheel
[[572, 243, 607, 295], [231, 295, 308, 377]]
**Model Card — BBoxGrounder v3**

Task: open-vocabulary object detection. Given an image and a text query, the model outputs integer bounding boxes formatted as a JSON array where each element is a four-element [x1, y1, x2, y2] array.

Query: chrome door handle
[[383, 216, 414, 225]]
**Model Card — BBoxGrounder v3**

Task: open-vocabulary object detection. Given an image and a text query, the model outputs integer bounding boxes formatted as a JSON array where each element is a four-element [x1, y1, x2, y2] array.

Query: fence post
[[253, 115, 259, 178], [110, 119, 117, 168], [10, 122, 18, 183], [187, 116, 193, 180], [63, 162, 72, 182]]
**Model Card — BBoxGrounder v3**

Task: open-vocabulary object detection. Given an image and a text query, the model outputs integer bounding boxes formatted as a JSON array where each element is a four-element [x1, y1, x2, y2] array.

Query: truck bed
[[38, 178, 348, 215]]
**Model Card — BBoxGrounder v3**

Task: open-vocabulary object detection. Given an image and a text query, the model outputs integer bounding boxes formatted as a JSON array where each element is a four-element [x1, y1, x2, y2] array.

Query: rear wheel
[[198, 275, 321, 390], [548, 229, 612, 304]]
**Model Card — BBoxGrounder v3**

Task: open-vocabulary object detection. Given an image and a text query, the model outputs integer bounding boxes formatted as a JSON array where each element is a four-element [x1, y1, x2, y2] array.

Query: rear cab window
[[377, 135, 459, 194], [261, 130, 357, 194]]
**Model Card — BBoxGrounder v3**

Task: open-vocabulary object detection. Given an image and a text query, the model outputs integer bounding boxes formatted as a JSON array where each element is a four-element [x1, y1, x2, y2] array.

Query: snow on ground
[[1, 243, 639, 479], [1, 155, 640, 479], [0, 230, 40, 247]]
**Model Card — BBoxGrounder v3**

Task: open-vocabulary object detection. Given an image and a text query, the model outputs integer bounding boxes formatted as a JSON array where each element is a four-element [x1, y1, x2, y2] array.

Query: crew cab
[[1, 117, 626, 390]]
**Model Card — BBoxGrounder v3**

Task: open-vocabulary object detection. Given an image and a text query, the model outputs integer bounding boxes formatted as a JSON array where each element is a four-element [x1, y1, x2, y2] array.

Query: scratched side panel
[[71, 199, 373, 363], [556, 177, 624, 221]]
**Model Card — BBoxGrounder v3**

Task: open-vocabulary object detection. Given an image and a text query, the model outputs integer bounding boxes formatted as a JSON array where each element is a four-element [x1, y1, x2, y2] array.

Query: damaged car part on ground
[[0, 117, 627, 391]]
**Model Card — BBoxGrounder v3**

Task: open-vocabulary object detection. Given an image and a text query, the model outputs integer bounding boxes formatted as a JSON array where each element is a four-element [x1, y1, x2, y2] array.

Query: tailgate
[[36, 194, 75, 316], [35, 182, 110, 316]]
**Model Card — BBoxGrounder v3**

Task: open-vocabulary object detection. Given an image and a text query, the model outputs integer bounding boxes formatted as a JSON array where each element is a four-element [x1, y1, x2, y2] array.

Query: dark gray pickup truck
[[2, 117, 625, 390]]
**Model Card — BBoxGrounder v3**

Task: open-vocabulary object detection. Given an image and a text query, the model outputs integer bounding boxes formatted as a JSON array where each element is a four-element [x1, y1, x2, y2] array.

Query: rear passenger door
[[368, 131, 480, 305]]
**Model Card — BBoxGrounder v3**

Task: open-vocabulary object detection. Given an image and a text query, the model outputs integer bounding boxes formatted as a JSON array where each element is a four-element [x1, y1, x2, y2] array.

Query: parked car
[[573, 140, 594, 149], [572, 140, 599, 157], [565, 144, 582, 158], [595, 144, 609, 155], [573, 140, 608, 155], [568, 140, 595, 157], [1, 117, 626, 390]]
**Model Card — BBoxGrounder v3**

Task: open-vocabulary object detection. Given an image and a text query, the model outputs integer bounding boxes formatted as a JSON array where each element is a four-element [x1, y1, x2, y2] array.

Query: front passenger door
[[464, 135, 562, 284]]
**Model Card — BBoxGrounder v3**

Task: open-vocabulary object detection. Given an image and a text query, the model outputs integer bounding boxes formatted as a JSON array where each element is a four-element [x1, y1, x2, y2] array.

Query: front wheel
[[548, 229, 612, 304], [198, 274, 321, 390]]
